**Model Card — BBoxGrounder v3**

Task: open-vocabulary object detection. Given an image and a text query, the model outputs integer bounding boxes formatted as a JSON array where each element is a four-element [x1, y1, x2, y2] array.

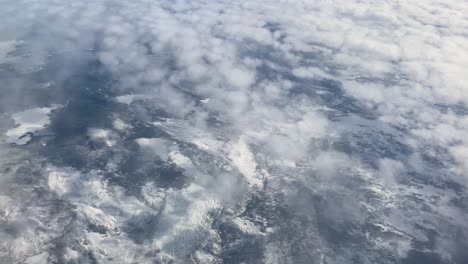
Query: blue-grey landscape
[[0, 0, 467, 263]]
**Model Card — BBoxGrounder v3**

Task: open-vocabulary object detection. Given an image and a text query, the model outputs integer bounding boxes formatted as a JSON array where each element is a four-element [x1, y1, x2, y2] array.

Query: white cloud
[[1, 0, 467, 262]]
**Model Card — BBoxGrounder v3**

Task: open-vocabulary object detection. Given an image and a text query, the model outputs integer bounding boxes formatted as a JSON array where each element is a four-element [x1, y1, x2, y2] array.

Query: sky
[[0, 0, 468, 263]]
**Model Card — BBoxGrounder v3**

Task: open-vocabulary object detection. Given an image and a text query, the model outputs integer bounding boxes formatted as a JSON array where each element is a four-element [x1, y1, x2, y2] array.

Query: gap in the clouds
[[432, 102, 468, 116], [20, 51, 195, 197], [122, 209, 165, 244]]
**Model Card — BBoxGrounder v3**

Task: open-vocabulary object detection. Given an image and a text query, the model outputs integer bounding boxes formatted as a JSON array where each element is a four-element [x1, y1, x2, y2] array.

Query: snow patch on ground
[[115, 94, 156, 104], [24, 252, 49, 264], [4, 106, 58, 145], [88, 128, 115, 147], [228, 138, 263, 187]]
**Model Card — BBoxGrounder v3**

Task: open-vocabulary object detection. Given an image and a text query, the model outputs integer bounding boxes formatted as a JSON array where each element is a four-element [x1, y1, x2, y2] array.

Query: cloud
[[0, 0, 467, 263]]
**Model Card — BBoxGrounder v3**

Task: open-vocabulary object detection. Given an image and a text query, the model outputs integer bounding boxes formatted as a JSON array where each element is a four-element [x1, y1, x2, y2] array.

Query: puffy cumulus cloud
[[0, 0, 468, 263]]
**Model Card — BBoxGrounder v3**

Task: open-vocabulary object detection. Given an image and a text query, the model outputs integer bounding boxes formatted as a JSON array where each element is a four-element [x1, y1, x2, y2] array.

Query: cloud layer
[[0, 0, 467, 263]]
